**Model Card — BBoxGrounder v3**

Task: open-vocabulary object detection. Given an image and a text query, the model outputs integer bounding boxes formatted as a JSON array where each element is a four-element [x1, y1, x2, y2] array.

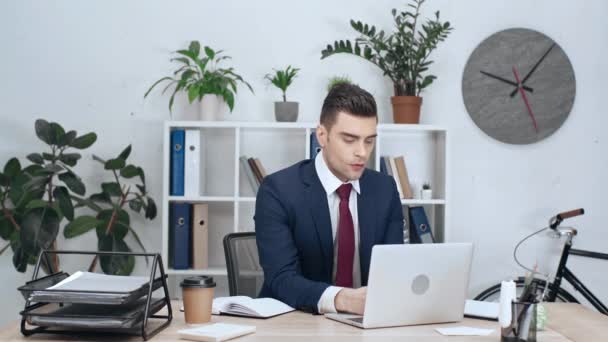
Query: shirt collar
[[314, 151, 361, 196]]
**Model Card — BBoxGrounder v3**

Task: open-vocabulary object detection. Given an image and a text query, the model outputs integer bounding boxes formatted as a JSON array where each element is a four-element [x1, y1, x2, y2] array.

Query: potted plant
[[145, 41, 253, 120], [320, 0, 453, 123], [326, 75, 353, 92], [421, 182, 432, 200], [0, 119, 155, 275], [265, 66, 299, 122]]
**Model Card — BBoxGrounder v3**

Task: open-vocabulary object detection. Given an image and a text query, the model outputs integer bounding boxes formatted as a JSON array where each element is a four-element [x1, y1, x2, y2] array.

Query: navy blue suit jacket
[[254, 159, 404, 313]]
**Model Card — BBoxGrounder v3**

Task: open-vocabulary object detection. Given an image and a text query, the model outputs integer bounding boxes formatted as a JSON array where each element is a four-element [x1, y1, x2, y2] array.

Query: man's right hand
[[334, 287, 367, 315]]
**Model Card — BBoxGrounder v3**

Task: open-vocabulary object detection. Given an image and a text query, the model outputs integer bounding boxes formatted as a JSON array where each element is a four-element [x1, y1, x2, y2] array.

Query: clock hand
[[510, 43, 556, 97], [480, 70, 534, 92], [512, 66, 538, 133]]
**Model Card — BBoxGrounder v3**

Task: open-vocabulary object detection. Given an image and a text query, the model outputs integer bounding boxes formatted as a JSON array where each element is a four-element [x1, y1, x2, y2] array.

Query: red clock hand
[[512, 66, 538, 133]]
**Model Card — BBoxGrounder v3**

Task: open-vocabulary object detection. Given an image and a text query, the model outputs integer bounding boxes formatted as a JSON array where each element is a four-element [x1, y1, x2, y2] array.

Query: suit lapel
[[301, 161, 333, 280], [357, 170, 376, 284]]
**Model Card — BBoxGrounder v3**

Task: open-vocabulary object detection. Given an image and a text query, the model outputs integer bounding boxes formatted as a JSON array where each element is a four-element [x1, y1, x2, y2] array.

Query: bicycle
[[474, 208, 608, 315]]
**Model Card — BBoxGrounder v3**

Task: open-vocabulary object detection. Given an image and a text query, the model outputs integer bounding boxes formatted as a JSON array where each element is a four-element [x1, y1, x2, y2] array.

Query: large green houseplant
[[321, 0, 453, 123], [145, 41, 253, 120], [0, 119, 155, 275]]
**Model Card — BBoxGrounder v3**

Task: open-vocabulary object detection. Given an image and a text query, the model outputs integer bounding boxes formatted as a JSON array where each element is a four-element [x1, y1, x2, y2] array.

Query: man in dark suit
[[255, 84, 404, 315]]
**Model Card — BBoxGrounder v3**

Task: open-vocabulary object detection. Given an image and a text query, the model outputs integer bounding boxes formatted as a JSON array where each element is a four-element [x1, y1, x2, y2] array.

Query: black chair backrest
[[223, 232, 264, 297]]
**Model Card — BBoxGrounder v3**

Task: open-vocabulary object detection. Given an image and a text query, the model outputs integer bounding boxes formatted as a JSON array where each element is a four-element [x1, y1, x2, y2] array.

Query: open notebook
[[212, 296, 294, 318]]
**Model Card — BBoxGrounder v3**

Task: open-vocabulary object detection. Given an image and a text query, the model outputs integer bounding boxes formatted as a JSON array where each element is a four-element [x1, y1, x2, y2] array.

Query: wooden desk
[[0, 301, 605, 341]]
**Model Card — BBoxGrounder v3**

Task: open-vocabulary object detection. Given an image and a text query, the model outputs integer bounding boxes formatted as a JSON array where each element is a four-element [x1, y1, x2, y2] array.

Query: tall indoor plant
[[321, 0, 453, 123], [0, 119, 155, 275], [145, 41, 253, 120], [265, 66, 300, 122]]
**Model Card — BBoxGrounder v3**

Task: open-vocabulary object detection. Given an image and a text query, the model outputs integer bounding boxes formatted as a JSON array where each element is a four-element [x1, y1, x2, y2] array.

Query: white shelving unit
[[162, 121, 449, 276]]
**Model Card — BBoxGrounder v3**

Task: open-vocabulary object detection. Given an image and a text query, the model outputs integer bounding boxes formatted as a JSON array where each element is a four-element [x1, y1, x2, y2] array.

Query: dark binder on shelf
[[170, 202, 191, 269], [380, 156, 388, 175], [170, 129, 185, 196], [409, 206, 435, 243], [310, 132, 322, 159]]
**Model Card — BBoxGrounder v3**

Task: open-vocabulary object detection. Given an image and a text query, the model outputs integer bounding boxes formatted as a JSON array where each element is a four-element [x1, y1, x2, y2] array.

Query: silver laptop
[[326, 243, 473, 329]]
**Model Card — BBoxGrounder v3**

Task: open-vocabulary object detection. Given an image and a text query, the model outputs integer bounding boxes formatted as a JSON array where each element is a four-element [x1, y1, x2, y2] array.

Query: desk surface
[[0, 301, 605, 341]]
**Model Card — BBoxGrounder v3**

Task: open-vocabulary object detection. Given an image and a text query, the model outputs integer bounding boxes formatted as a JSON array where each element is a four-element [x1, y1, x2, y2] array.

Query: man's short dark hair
[[320, 83, 377, 129]]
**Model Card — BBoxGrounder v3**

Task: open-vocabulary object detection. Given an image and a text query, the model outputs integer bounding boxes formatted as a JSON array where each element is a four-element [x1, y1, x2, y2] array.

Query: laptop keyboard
[[348, 317, 364, 323]]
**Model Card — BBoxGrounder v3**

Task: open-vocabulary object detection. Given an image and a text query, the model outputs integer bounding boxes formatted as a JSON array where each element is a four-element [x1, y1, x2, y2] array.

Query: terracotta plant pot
[[391, 96, 422, 124]]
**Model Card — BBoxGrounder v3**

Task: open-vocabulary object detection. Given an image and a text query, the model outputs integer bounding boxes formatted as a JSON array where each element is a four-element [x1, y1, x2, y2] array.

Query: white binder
[[184, 129, 201, 197]]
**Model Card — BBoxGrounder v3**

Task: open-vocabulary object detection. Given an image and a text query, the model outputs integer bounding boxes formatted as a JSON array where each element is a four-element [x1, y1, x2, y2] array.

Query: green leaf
[[90, 192, 112, 205], [58, 172, 86, 196], [26, 199, 49, 209], [188, 84, 200, 103], [223, 90, 235, 112], [0, 172, 8, 186], [104, 158, 125, 170], [120, 165, 139, 178], [35, 119, 52, 145], [4, 158, 21, 179], [98, 236, 135, 275], [92, 154, 106, 165], [101, 182, 122, 197], [63, 130, 77, 146], [144, 76, 174, 98], [12, 247, 27, 272], [64, 215, 101, 238], [118, 145, 132, 161], [53, 186, 74, 221], [95, 209, 130, 240], [20, 206, 60, 256], [42, 152, 54, 161], [129, 200, 142, 213], [137, 167, 146, 186], [27, 153, 44, 165], [49, 122, 65, 146], [0, 215, 15, 240], [204, 46, 215, 59], [145, 197, 157, 220], [44, 164, 64, 173], [9, 173, 45, 208], [188, 40, 201, 57], [70, 132, 97, 149], [59, 153, 81, 167]]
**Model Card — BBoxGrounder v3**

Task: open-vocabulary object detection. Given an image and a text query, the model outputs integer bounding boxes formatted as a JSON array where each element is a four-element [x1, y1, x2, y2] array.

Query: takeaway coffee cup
[[180, 276, 216, 324]]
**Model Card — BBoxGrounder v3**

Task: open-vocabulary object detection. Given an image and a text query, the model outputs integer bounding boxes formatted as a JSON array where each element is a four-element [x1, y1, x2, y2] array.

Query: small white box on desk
[[178, 323, 256, 342]]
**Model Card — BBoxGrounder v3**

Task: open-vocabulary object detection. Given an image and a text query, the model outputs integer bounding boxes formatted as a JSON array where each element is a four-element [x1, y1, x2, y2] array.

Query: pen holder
[[501, 301, 537, 342]]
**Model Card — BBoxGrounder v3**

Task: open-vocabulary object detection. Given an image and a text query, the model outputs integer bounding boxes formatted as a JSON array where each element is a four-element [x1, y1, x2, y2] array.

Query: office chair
[[223, 232, 264, 297]]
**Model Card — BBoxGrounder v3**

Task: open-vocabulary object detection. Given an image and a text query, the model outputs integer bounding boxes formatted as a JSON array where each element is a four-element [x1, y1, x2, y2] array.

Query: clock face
[[462, 28, 576, 144]]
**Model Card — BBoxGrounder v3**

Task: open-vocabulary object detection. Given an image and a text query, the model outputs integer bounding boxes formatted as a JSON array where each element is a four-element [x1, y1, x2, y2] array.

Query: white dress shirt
[[314, 151, 361, 314]]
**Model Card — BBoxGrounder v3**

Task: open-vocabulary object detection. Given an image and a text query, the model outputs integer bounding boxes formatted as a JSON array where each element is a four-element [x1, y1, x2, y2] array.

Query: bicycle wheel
[[474, 277, 579, 303]]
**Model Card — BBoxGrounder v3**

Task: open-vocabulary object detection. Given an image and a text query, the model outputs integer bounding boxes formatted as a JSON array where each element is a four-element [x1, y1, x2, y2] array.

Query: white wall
[[1, 0, 607, 326]]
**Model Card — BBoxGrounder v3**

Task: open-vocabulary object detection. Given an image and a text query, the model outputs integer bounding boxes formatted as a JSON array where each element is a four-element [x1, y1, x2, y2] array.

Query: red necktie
[[335, 183, 354, 288]]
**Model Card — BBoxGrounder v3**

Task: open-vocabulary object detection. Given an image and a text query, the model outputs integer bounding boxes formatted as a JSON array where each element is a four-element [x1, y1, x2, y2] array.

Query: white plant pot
[[198, 95, 228, 121], [421, 189, 432, 200]]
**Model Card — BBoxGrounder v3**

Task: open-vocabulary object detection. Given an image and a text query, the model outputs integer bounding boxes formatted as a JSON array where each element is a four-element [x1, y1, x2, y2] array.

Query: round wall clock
[[462, 28, 576, 144]]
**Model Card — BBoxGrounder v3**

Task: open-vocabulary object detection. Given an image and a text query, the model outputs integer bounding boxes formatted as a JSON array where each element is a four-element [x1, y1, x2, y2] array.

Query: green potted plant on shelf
[[320, 0, 453, 123], [145, 40, 253, 120], [265, 65, 300, 122], [326, 75, 353, 93], [421, 182, 432, 200]]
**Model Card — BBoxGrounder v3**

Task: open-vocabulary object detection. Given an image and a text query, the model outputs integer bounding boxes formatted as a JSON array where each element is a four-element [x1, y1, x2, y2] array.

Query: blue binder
[[170, 130, 185, 196], [309, 132, 322, 159], [409, 206, 435, 243], [169, 202, 191, 269], [380, 156, 388, 174]]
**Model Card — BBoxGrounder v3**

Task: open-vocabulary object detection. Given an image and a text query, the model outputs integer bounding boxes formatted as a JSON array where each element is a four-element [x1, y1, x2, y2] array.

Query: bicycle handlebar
[[549, 208, 585, 229]]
